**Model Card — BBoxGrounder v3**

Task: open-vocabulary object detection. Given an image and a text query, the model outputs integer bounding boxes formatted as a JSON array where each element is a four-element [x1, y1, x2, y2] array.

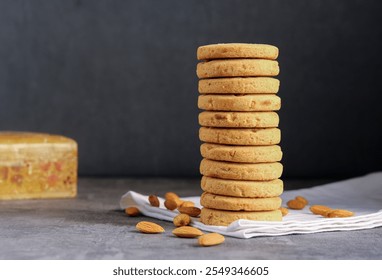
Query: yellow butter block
[[0, 132, 77, 200]]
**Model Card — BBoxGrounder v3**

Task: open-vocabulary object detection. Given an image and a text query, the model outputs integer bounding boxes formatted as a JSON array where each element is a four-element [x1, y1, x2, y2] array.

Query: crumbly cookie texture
[[197, 59, 279, 78], [199, 111, 279, 128], [201, 192, 282, 211], [198, 94, 281, 112], [200, 208, 282, 226], [199, 127, 281, 146], [201, 176, 283, 198], [200, 159, 283, 181], [197, 43, 279, 60], [200, 143, 282, 163], [199, 77, 280, 94]]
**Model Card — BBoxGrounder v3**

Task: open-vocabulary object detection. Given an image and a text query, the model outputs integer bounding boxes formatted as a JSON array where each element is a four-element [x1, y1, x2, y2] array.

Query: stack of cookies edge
[[196, 43, 283, 226]]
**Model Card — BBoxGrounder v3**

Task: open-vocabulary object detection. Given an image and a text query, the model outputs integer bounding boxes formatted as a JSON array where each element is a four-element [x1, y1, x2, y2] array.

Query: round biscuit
[[200, 208, 282, 225], [201, 176, 283, 198], [199, 77, 280, 94], [197, 59, 279, 78], [199, 111, 279, 128], [200, 192, 282, 211], [200, 144, 282, 163], [197, 43, 279, 60], [199, 127, 281, 145], [198, 94, 281, 112], [200, 159, 283, 181]]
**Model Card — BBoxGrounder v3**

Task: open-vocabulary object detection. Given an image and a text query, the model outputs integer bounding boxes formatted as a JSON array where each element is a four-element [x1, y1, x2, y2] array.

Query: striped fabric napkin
[[119, 172, 382, 238]]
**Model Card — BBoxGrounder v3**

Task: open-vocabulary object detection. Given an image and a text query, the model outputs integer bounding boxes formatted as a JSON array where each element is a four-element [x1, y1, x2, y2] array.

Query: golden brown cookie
[[197, 59, 279, 78], [200, 192, 282, 211], [199, 77, 280, 94], [198, 94, 281, 112], [200, 159, 283, 181], [200, 143, 282, 163], [199, 127, 281, 145], [198, 111, 279, 128], [200, 208, 282, 225], [197, 43, 279, 60], [201, 176, 283, 198]]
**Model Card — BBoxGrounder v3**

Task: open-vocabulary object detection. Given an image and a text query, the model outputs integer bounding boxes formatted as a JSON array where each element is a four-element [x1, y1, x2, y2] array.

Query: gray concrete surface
[[0, 178, 381, 260]]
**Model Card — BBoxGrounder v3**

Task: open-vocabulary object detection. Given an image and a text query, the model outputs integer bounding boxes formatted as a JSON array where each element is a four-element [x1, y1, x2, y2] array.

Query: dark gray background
[[1, 0, 381, 178]]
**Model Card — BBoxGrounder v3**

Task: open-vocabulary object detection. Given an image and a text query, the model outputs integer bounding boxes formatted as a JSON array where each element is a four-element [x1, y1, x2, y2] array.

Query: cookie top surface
[[197, 43, 279, 60]]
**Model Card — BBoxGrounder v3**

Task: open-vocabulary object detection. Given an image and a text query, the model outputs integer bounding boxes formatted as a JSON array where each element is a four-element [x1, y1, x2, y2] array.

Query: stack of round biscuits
[[196, 43, 283, 226]]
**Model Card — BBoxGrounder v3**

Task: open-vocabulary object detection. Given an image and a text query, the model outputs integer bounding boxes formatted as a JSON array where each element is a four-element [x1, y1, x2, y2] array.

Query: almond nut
[[287, 199, 306, 210], [125, 207, 140, 217], [178, 206, 201, 217], [295, 196, 308, 205], [310, 205, 332, 216], [136, 221, 165, 234], [180, 201, 195, 208], [327, 209, 354, 218], [173, 213, 191, 227], [164, 199, 178, 210], [148, 195, 160, 207], [165, 192, 180, 201], [172, 226, 203, 238], [198, 233, 225, 247], [279, 207, 289, 216]]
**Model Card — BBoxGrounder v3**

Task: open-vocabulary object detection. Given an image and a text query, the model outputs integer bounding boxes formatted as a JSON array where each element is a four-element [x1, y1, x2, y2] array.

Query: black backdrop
[[1, 0, 381, 178]]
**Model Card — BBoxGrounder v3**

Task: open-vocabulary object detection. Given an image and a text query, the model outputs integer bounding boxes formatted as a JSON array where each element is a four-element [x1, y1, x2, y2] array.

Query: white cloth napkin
[[119, 172, 382, 238]]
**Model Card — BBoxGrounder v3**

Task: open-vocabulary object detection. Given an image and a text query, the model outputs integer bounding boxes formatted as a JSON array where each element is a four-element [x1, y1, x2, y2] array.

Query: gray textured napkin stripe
[[120, 172, 382, 238]]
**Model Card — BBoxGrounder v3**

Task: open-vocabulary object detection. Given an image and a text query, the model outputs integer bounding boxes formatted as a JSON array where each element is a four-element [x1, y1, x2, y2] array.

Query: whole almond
[[125, 207, 140, 217], [295, 196, 308, 205], [198, 233, 225, 247], [310, 205, 332, 217], [279, 207, 289, 216], [173, 213, 191, 227], [174, 199, 184, 207], [165, 192, 180, 201], [136, 221, 164, 234], [180, 201, 195, 208], [172, 226, 203, 238], [164, 199, 178, 210], [178, 206, 201, 217], [327, 209, 354, 218], [287, 199, 306, 210], [148, 195, 160, 207]]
